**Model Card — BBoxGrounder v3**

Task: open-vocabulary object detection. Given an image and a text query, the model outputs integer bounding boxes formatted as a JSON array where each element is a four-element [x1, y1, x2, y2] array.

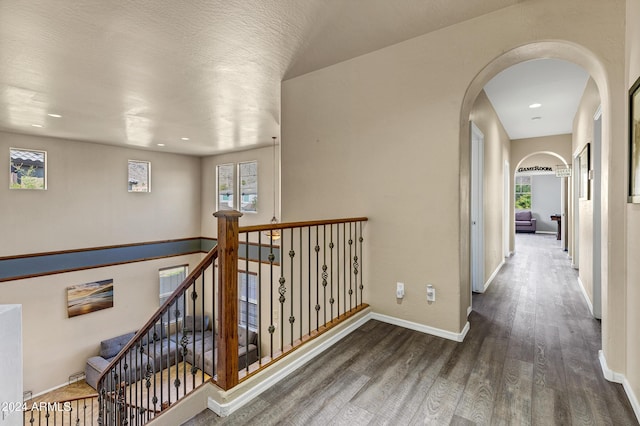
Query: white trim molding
[[207, 309, 471, 417], [371, 312, 470, 343], [577, 277, 594, 316], [483, 260, 505, 292], [599, 350, 640, 424]]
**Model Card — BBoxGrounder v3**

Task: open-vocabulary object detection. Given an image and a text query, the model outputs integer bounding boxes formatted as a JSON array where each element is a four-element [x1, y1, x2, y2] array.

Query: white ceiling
[[0, 0, 525, 156], [483, 59, 590, 140]]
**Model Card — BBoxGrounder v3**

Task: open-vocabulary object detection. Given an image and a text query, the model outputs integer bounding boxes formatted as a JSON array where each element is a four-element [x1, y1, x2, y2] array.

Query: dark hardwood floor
[[184, 233, 638, 425]]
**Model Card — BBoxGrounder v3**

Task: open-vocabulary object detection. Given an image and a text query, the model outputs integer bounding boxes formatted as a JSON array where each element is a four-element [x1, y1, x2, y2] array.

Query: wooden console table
[[550, 215, 561, 240]]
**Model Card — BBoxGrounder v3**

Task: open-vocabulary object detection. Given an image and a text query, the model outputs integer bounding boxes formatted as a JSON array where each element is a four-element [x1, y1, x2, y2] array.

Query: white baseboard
[[467, 306, 472, 317], [207, 310, 470, 417], [483, 260, 505, 292], [599, 350, 640, 424], [535, 231, 556, 235], [30, 374, 86, 399], [577, 277, 594, 316], [370, 312, 469, 343], [208, 310, 371, 417]]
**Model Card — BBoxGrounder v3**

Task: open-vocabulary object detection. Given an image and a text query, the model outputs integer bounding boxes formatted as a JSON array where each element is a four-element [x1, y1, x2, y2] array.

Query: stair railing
[[97, 211, 368, 425]]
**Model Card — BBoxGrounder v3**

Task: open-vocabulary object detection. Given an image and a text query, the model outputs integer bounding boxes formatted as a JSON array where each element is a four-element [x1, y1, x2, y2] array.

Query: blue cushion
[[100, 331, 136, 359]]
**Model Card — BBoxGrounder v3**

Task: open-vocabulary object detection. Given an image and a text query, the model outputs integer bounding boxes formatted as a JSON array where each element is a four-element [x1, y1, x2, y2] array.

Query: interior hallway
[[184, 233, 636, 425]]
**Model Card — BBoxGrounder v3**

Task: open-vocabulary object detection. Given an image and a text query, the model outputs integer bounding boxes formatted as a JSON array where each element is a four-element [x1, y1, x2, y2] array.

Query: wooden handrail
[[96, 246, 219, 387], [239, 217, 368, 233]]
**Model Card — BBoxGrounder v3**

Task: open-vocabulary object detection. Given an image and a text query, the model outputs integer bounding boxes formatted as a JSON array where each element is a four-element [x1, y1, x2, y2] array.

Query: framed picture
[[67, 279, 114, 318], [128, 160, 151, 192], [629, 76, 640, 203], [9, 148, 47, 190], [579, 143, 590, 200]]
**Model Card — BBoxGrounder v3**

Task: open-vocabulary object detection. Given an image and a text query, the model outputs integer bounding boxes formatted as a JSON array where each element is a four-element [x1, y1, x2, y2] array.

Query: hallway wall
[[626, 0, 640, 413], [282, 0, 625, 337], [573, 79, 600, 307], [470, 90, 510, 292]]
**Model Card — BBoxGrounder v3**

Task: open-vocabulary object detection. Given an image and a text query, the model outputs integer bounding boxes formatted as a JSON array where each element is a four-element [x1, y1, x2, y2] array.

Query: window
[[217, 163, 235, 210], [515, 175, 532, 209], [239, 161, 258, 213], [159, 265, 188, 322], [239, 271, 258, 330], [128, 160, 151, 192], [10, 148, 46, 190]]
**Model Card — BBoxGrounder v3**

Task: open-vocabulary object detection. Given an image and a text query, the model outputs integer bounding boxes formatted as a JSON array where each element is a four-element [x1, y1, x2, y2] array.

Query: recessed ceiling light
[[531, 116, 542, 120], [181, 137, 190, 141], [31, 124, 43, 128], [157, 143, 165, 147], [529, 103, 542, 109], [47, 113, 62, 118]]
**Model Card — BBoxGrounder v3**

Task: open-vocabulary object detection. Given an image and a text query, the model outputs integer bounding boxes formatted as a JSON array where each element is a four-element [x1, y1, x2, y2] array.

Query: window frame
[[238, 160, 258, 214], [238, 270, 258, 331], [216, 163, 235, 211], [159, 264, 189, 323], [128, 160, 151, 193], [515, 175, 532, 210]]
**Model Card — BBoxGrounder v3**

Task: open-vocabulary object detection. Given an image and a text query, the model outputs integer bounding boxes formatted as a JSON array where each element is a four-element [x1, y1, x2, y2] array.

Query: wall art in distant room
[[629, 75, 640, 203], [128, 160, 151, 192], [67, 279, 114, 318], [9, 148, 47, 190]]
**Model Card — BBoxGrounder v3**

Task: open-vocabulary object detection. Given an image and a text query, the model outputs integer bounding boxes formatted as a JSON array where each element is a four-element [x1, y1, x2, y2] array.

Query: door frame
[[471, 122, 485, 293]]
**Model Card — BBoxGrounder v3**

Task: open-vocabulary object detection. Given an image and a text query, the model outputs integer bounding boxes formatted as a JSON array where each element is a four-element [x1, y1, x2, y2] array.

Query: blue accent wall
[[0, 238, 281, 282]]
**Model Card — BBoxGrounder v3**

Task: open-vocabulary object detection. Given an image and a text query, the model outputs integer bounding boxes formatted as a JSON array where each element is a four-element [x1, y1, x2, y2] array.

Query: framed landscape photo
[[67, 279, 114, 318], [629, 76, 640, 203], [9, 148, 47, 190], [128, 160, 151, 192]]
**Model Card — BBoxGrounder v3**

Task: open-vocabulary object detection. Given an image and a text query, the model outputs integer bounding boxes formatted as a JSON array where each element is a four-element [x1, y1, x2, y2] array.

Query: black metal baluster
[[337, 223, 340, 318], [349, 222, 353, 311], [245, 232, 250, 372], [308, 226, 311, 337], [183, 287, 188, 398], [299, 227, 303, 339], [322, 224, 327, 326], [289, 228, 295, 347], [343, 223, 347, 316], [268, 237, 275, 359], [315, 226, 320, 331], [191, 278, 197, 389], [356, 222, 364, 304], [330, 224, 335, 321], [258, 231, 262, 365], [279, 230, 287, 352], [206, 265, 211, 382]]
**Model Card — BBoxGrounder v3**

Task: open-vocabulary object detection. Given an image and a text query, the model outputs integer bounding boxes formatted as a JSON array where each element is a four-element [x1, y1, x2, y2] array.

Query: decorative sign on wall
[[517, 166, 553, 173], [555, 166, 572, 177], [67, 279, 114, 318]]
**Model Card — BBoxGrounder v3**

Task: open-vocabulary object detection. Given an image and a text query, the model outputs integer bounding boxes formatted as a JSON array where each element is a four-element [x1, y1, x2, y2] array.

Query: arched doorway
[[459, 41, 612, 359]]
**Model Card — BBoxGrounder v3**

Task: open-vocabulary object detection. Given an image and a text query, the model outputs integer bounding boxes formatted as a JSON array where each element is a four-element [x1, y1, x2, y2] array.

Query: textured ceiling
[[483, 59, 590, 140], [0, 0, 524, 156]]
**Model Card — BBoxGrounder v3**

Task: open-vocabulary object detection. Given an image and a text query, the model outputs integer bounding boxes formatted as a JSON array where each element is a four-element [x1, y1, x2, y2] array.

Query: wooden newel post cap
[[213, 210, 243, 219]]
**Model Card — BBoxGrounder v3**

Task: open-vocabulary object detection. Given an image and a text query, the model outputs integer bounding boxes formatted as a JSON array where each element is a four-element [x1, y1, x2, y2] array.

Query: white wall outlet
[[427, 284, 435, 302], [396, 282, 405, 298]]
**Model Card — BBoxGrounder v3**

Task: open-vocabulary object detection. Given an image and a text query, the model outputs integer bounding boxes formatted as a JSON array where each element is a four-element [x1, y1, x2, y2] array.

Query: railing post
[[213, 210, 242, 390]]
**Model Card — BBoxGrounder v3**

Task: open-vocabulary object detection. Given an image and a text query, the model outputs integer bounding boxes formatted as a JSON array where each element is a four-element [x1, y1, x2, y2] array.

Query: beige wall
[[200, 145, 280, 238], [626, 0, 640, 411], [1, 254, 203, 394], [0, 133, 205, 393], [0, 132, 202, 255], [573, 79, 601, 305], [282, 0, 625, 336], [470, 90, 510, 293]]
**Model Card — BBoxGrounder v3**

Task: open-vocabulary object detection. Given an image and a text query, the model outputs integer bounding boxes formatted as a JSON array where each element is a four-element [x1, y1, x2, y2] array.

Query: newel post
[[213, 210, 243, 390]]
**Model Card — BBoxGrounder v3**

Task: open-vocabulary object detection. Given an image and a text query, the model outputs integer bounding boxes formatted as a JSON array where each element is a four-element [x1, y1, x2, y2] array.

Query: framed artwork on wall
[[128, 160, 151, 192], [629, 76, 640, 203], [67, 279, 114, 318], [9, 148, 47, 190], [579, 143, 590, 200]]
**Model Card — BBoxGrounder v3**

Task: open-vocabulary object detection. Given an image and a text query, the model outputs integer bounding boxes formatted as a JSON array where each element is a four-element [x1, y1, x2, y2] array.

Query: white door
[[471, 122, 485, 293]]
